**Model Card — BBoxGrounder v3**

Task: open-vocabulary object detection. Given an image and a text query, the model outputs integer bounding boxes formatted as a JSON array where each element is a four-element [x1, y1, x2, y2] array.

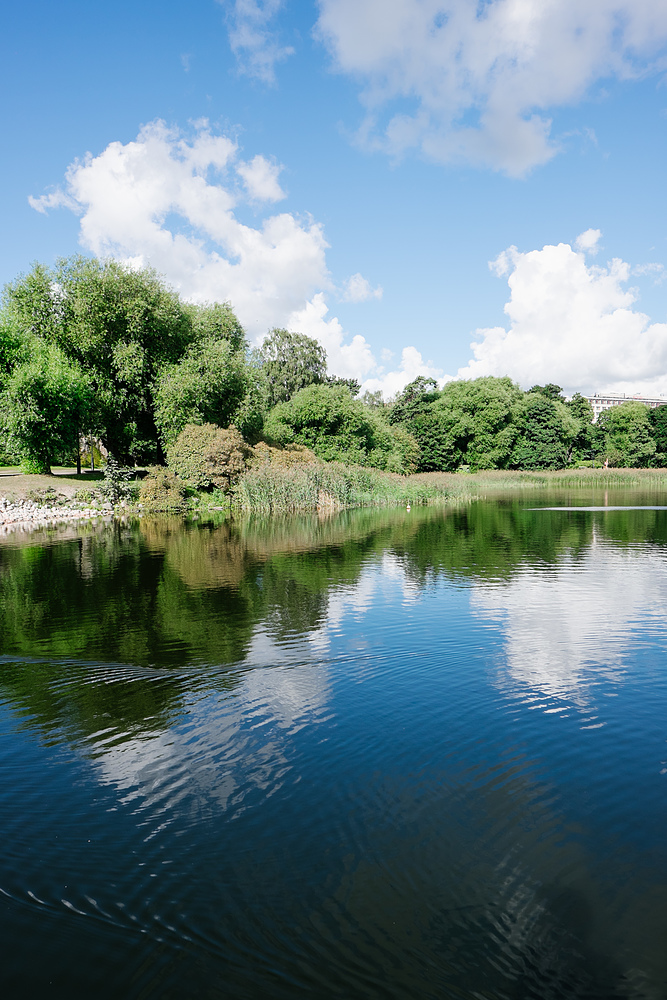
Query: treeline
[[1, 256, 666, 476]]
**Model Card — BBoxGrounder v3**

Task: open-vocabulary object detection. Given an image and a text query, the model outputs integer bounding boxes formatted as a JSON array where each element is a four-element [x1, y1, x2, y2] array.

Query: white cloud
[[361, 345, 448, 399], [286, 292, 376, 379], [316, 0, 667, 174], [236, 153, 286, 202], [222, 0, 294, 83], [574, 228, 601, 253], [28, 121, 358, 354], [341, 272, 383, 302], [458, 232, 667, 395], [473, 539, 667, 711]]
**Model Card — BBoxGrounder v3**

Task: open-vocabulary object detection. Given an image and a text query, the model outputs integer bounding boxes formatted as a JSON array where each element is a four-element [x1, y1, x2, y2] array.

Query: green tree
[[424, 377, 524, 471], [566, 393, 601, 463], [511, 392, 576, 470], [5, 256, 193, 464], [264, 383, 419, 472], [185, 301, 246, 351], [388, 378, 447, 472], [650, 405, 667, 466], [154, 338, 262, 446], [528, 383, 565, 401], [2, 342, 93, 473], [259, 328, 327, 406], [599, 401, 656, 467]]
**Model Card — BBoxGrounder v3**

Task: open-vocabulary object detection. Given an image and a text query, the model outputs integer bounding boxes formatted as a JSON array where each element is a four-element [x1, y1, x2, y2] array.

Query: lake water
[[2, 490, 667, 998]]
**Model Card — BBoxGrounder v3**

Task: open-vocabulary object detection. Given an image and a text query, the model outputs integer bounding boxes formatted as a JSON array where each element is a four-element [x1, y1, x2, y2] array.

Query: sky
[[3, 0, 667, 397]]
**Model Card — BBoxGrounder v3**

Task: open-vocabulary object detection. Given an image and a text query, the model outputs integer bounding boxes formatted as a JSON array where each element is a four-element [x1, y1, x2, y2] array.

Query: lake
[[2, 489, 667, 998]]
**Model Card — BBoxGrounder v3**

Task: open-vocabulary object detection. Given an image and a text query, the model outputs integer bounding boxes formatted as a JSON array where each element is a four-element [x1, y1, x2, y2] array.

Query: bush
[[263, 384, 419, 473], [250, 441, 318, 468], [138, 468, 187, 513], [167, 423, 253, 491], [97, 457, 136, 505]]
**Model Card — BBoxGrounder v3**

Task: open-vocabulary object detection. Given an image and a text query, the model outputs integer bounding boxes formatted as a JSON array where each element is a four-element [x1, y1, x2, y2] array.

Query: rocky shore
[[0, 496, 113, 532]]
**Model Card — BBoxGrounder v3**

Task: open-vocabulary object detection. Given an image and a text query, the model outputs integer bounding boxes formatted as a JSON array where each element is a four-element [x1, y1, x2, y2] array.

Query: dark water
[[2, 490, 667, 998]]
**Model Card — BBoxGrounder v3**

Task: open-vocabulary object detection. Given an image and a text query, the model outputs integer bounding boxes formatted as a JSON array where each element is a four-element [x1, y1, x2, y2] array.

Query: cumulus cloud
[[28, 120, 379, 370], [361, 345, 448, 399], [341, 272, 383, 302], [458, 232, 667, 395], [236, 153, 286, 202], [574, 228, 601, 253], [286, 292, 376, 379], [222, 0, 294, 83], [316, 0, 667, 174]]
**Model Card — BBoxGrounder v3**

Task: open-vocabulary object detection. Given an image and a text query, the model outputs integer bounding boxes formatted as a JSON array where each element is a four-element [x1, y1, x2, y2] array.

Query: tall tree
[[2, 342, 93, 473], [511, 392, 576, 470], [154, 339, 264, 446], [599, 401, 656, 468], [258, 328, 327, 407]]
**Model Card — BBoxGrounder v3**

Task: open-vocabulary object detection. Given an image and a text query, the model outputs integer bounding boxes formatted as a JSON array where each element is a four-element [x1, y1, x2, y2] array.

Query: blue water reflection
[[1, 499, 667, 997]]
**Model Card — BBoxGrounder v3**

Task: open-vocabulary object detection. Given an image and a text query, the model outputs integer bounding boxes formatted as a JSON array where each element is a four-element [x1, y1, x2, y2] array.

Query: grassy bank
[[232, 461, 464, 513], [4, 463, 667, 517]]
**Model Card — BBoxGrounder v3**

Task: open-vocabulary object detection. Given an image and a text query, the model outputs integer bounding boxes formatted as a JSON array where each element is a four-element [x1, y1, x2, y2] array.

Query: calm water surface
[[2, 490, 667, 998]]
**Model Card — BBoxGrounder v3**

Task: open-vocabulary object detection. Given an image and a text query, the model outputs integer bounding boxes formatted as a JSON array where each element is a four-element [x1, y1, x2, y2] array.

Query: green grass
[[232, 463, 667, 514]]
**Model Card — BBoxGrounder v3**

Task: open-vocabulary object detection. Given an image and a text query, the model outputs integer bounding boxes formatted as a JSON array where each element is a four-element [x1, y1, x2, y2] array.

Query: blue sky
[[3, 0, 667, 396]]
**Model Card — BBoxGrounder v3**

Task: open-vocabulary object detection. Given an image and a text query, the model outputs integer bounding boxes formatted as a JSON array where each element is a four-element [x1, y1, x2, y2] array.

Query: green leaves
[[258, 327, 327, 407], [2, 342, 93, 473], [264, 384, 418, 472]]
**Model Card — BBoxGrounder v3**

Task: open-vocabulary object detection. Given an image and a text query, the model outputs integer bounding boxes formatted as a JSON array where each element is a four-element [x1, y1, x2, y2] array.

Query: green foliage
[[138, 467, 187, 512], [650, 405, 667, 466], [264, 383, 419, 472], [167, 423, 253, 491], [389, 376, 524, 472], [566, 393, 601, 463], [0, 312, 27, 389], [510, 393, 577, 470], [258, 327, 327, 406], [97, 457, 135, 505], [528, 383, 565, 400], [185, 301, 246, 351], [599, 401, 656, 468], [431, 376, 524, 471], [5, 256, 198, 464], [154, 338, 258, 446], [1, 342, 93, 473]]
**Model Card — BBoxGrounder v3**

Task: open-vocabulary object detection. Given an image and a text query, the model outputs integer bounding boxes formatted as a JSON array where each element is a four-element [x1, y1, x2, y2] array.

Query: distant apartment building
[[585, 392, 667, 422]]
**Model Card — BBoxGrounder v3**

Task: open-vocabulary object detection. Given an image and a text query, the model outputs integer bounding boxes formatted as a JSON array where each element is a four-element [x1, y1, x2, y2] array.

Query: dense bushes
[[138, 468, 187, 512], [167, 423, 253, 491], [264, 384, 419, 473]]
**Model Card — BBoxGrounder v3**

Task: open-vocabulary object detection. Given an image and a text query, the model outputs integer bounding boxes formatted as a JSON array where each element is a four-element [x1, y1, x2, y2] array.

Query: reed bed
[[233, 461, 461, 513]]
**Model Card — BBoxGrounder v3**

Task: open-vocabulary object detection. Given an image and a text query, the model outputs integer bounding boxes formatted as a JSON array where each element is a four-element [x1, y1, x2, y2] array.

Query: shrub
[[97, 457, 136, 505], [263, 384, 419, 473], [138, 468, 187, 513], [167, 423, 252, 491], [250, 441, 318, 468]]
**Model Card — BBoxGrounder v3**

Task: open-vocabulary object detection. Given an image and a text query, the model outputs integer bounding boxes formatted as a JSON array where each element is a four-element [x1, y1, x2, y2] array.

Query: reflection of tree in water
[[2, 497, 667, 752]]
